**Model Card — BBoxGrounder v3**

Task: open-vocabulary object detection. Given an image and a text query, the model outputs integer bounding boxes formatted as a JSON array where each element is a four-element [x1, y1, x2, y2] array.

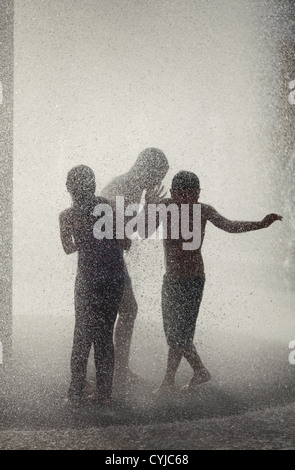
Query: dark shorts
[[162, 274, 206, 349]]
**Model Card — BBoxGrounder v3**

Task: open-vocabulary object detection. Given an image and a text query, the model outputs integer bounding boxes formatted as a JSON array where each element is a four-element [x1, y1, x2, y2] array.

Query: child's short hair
[[135, 148, 169, 173], [66, 165, 95, 195], [172, 171, 200, 191]]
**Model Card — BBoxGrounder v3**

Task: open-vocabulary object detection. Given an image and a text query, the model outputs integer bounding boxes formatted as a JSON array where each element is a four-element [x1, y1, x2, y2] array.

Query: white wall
[[13, 0, 285, 320]]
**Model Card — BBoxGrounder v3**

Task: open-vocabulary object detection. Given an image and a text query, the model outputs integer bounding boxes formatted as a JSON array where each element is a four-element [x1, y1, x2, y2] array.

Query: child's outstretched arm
[[59, 210, 77, 254], [206, 206, 282, 233]]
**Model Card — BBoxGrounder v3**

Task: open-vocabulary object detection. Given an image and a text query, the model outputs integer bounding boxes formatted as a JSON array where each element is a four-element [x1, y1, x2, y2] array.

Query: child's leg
[[182, 344, 210, 387], [68, 321, 92, 402], [154, 347, 182, 395], [178, 276, 209, 387], [93, 319, 115, 400], [164, 347, 183, 384], [93, 279, 125, 401], [68, 278, 93, 403], [113, 284, 138, 383]]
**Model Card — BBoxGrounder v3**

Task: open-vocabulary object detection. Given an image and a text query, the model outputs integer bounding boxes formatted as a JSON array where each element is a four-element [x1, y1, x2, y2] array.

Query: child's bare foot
[[126, 369, 143, 383], [182, 369, 211, 391], [113, 368, 142, 384], [97, 397, 113, 407], [153, 381, 176, 396], [87, 394, 114, 407], [97, 397, 117, 416], [63, 396, 82, 408]]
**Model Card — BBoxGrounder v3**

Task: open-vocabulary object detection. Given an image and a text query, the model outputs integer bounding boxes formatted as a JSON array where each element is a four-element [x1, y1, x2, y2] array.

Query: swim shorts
[[162, 274, 205, 348]]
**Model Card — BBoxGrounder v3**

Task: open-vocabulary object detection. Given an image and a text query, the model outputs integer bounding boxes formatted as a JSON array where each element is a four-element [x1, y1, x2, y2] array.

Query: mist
[[8, 0, 295, 426]]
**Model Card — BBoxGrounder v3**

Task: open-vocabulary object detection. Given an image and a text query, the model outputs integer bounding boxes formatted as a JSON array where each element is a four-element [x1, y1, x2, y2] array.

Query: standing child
[[153, 171, 282, 394], [101, 148, 169, 383], [59, 165, 128, 405]]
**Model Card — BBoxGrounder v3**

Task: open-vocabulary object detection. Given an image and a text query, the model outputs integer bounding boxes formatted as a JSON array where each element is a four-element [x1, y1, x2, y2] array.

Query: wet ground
[[1, 403, 295, 450], [0, 304, 295, 449]]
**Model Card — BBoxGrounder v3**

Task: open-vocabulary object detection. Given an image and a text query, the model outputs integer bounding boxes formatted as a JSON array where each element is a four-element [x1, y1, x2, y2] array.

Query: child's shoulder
[[200, 202, 210, 210], [162, 199, 216, 218], [101, 173, 129, 199], [59, 207, 74, 222], [96, 196, 116, 211], [199, 203, 215, 219], [96, 195, 111, 205]]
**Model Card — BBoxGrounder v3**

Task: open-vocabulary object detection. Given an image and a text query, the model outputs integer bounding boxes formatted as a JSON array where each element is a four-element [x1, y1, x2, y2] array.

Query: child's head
[[171, 171, 200, 202], [132, 148, 169, 189], [66, 165, 96, 203]]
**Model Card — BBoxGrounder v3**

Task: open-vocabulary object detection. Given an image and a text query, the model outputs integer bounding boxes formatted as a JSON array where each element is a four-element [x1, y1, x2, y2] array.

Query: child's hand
[[261, 213, 283, 227], [145, 185, 167, 205]]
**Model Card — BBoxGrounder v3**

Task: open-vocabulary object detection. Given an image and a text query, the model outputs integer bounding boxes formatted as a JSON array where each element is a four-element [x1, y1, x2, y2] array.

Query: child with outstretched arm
[[149, 170, 282, 395]]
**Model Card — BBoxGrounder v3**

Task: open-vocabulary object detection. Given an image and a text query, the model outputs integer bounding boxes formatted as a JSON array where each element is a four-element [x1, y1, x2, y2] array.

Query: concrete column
[[0, 0, 14, 365]]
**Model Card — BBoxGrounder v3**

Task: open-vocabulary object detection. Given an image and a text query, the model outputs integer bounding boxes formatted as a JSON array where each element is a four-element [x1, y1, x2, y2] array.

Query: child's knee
[[167, 339, 192, 353]]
